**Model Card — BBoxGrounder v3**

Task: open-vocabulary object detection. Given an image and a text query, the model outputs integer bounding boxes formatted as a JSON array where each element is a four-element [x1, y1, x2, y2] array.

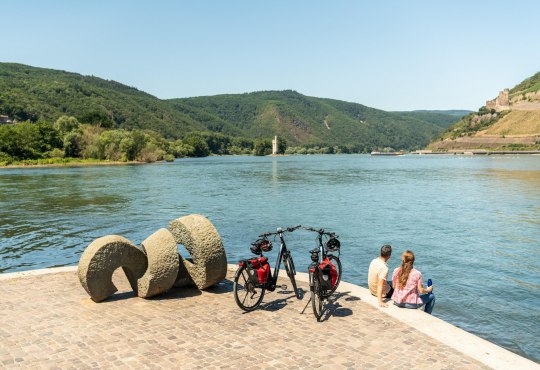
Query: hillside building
[[272, 136, 278, 155], [0, 115, 13, 125], [485, 89, 510, 112]]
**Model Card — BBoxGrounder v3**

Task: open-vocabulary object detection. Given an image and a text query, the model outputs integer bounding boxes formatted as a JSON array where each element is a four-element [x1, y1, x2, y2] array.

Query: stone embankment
[[1, 266, 538, 369]]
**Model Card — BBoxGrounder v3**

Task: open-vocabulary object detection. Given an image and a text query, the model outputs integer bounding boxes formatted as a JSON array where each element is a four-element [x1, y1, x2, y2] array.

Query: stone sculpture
[[173, 252, 194, 288], [169, 214, 227, 290], [137, 228, 179, 298], [78, 214, 227, 302], [77, 235, 148, 302]]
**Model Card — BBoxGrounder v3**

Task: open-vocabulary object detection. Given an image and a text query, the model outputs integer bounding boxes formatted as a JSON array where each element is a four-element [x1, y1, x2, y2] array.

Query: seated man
[[368, 244, 394, 307]]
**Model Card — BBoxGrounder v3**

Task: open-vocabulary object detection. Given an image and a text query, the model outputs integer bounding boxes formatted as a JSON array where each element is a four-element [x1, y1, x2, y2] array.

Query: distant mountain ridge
[[0, 62, 462, 151], [172, 91, 462, 149], [392, 110, 471, 128]]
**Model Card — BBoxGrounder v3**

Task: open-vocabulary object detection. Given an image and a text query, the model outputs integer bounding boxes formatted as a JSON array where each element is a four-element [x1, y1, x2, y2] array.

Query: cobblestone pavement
[[0, 267, 490, 369]]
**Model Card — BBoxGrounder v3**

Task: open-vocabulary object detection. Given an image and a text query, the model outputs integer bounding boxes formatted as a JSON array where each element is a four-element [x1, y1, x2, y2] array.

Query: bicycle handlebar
[[259, 225, 302, 237], [286, 225, 302, 232], [303, 226, 338, 238]]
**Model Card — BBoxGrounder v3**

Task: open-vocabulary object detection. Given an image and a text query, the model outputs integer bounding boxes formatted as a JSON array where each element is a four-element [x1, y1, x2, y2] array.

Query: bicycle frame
[[315, 232, 326, 264], [305, 227, 341, 295], [265, 228, 292, 291]]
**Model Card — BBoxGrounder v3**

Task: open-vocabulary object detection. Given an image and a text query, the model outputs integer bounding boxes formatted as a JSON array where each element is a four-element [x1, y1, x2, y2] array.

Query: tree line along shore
[[0, 115, 383, 167]]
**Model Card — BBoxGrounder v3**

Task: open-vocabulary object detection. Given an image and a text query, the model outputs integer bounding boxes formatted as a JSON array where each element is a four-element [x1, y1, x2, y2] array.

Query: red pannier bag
[[319, 257, 338, 290], [240, 256, 270, 285]]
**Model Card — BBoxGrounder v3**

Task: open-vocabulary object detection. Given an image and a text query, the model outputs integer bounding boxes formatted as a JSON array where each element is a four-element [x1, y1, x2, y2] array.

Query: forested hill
[[392, 110, 470, 128], [0, 63, 210, 139], [172, 92, 459, 150], [0, 62, 459, 150]]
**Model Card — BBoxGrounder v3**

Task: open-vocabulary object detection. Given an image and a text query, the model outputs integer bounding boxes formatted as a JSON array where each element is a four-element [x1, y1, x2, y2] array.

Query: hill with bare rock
[[429, 72, 540, 151]]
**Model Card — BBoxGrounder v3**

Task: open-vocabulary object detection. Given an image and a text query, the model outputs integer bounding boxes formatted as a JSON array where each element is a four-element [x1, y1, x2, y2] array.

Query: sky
[[1, 0, 539, 111]]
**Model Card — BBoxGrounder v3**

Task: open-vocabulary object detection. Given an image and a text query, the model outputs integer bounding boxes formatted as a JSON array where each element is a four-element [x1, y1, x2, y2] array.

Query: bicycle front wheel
[[311, 270, 323, 321], [233, 265, 265, 312], [322, 255, 342, 298], [284, 255, 301, 299]]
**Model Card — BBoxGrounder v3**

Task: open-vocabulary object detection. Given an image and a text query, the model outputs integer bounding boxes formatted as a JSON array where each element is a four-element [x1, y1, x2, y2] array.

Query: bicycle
[[233, 225, 303, 312], [304, 227, 342, 321]]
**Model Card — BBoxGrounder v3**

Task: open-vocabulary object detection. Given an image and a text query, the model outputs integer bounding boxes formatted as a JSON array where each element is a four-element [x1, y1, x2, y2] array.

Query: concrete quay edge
[[1, 264, 538, 369], [0, 265, 78, 280], [283, 266, 538, 370]]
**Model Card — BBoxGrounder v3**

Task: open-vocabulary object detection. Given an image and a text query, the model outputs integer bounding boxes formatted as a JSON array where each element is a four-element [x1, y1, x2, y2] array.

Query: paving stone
[[0, 268, 491, 370]]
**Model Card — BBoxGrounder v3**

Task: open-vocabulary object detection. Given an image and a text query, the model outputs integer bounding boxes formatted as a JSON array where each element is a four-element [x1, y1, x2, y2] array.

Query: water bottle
[[427, 278, 433, 292]]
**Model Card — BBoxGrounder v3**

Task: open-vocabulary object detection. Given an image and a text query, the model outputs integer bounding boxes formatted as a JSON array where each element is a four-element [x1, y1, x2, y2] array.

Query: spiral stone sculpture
[[168, 214, 227, 290], [137, 228, 179, 298], [77, 235, 148, 302], [77, 214, 227, 302]]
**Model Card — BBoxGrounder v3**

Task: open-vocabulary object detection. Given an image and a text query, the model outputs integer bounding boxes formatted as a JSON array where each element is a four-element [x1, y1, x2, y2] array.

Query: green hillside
[[174, 91, 447, 150], [0, 63, 208, 139], [1, 62, 451, 153], [393, 110, 469, 128], [510, 71, 540, 96]]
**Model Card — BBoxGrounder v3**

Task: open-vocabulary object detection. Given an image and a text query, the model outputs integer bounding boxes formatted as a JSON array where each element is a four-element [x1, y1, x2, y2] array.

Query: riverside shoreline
[[0, 160, 152, 169], [0, 265, 537, 369], [412, 150, 540, 155], [2, 151, 539, 170]]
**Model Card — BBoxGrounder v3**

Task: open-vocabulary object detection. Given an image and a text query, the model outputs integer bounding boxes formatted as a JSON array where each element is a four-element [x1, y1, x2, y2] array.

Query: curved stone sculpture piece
[[137, 228, 179, 298], [168, 214, 227, 290], [78, 235, 148, 302], [173, 252, 194, 288]]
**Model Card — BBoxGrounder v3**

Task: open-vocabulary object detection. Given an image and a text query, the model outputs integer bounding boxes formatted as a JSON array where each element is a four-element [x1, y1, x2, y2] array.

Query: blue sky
[[1, 0, 539, 111]]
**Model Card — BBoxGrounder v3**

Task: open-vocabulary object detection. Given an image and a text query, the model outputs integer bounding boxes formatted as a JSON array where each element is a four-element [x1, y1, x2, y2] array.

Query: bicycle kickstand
[[300, 296, 312, 315]]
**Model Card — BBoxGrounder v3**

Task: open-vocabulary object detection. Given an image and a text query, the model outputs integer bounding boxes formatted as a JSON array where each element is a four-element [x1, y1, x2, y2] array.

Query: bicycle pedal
[[281, 284, 288, 290]]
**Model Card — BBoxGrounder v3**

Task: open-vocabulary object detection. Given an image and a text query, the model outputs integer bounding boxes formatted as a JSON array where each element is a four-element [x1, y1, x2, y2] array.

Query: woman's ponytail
[[397, 250, 415, 288]]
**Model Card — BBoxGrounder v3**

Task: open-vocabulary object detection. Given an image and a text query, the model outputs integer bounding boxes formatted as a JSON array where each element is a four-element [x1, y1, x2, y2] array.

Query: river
[[0, 154, 539, 362]]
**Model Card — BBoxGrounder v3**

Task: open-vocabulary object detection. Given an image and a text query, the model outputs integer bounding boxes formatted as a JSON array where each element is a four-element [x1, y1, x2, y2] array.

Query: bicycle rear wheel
[[311, 270, 323, 321], [284, 254, 301, 299], [322, 255, 342, 298], [233, 265, 265, 312]]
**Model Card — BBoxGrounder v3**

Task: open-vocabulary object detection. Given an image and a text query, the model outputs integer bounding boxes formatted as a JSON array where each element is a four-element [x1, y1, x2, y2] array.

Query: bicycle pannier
[[247, 256, 271, 285], [319, 258, 338, 290]]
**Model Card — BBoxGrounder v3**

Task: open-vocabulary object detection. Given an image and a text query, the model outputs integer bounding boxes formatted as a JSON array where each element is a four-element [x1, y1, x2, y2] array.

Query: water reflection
[[272, 159, 278, 186], [485, 168, 540, 191]]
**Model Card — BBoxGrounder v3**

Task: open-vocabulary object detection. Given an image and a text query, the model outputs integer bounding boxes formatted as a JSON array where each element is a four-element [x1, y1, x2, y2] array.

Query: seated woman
[[391, 250, 435, 314]]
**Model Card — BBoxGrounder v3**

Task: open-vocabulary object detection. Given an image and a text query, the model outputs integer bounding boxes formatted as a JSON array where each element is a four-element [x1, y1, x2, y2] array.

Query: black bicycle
[[304, 227, 342, 321], [233, 225, 303, 312]]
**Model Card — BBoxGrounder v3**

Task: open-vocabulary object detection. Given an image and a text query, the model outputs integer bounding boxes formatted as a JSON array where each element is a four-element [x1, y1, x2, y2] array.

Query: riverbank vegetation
[[0, 116, 290, 165], [0, 115, 403, 166], [0, 115, 378, 166]]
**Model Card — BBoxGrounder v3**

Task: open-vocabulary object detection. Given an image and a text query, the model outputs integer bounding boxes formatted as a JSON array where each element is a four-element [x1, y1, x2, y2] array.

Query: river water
[[0, 155, 539, 361]]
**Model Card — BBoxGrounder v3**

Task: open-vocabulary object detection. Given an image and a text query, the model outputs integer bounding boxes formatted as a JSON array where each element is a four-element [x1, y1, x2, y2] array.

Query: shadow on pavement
[[257, 293, 298, 312], [318, 291, 356, 322], [205, 279, 234, 294], [101, 291, 137, 303], [150, 287, 202, 300]]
